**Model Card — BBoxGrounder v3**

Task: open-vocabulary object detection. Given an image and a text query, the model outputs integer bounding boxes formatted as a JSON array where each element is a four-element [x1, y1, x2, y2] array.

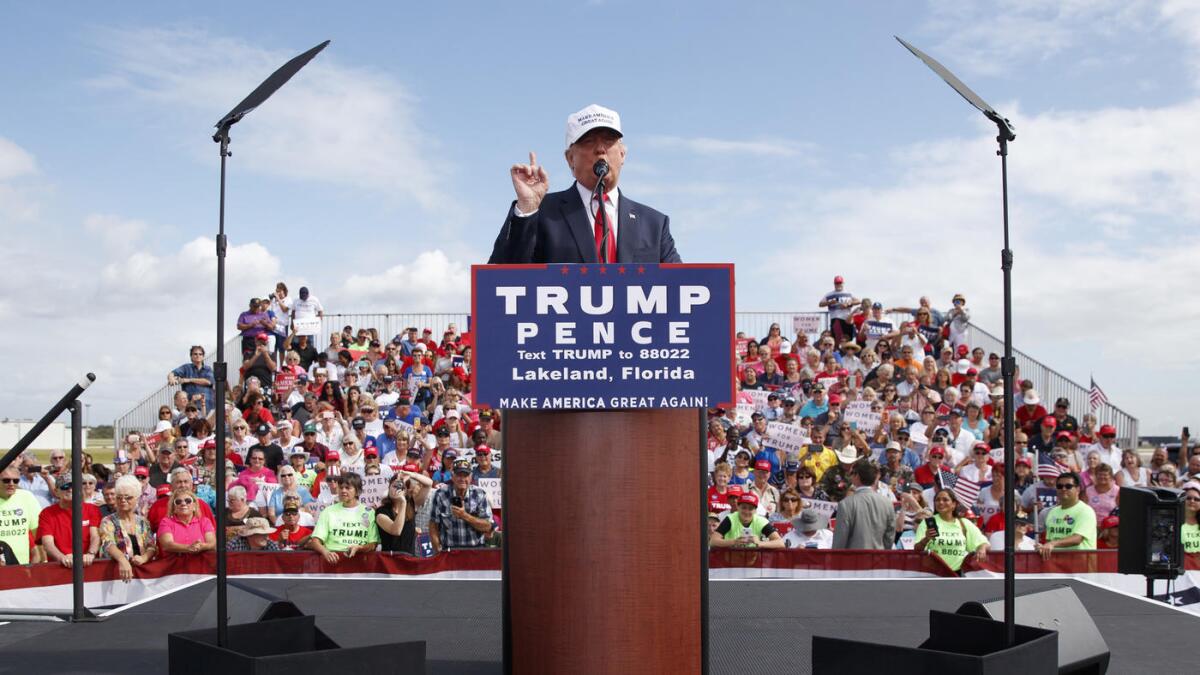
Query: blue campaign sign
[[471, 263, 735, 410]]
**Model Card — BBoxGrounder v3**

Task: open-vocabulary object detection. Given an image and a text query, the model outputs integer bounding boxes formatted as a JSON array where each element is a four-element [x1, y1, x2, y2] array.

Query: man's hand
[[82, 553, 95, 567], [511, 151, 550, 214], [450, 505, 469, 521], [323, 550, 339, 565], [1036, 540, 1055, 560], [60, 554, 73, 568], [345, 545, 360, 558]]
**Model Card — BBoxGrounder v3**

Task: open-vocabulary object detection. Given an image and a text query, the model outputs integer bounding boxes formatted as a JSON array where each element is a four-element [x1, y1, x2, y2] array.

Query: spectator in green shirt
[[1181, 481, 1200, 554], [0, 465, 43, 564], [914, 488, 989, 572], [308, 473, 379, 563], [1037, 471, 1097, 558]]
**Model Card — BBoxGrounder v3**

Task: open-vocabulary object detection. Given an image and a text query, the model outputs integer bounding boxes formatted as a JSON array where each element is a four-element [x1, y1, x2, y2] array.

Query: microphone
[[593, 159, 609, 178]]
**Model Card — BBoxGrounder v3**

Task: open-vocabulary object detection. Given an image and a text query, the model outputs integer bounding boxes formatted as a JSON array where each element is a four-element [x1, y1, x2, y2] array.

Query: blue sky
[[2, 1, 1198, 435]]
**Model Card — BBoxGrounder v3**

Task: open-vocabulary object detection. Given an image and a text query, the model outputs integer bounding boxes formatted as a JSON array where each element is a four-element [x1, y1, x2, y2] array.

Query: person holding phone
[[429, 459, 493, 553], [710, 493, 784, 549], [914, 488, 989, 572]]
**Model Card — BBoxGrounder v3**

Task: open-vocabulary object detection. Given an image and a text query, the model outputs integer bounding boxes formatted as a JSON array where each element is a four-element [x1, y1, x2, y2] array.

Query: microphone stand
[[896, 35, 1019, 648], [592, 163, 611, 263]]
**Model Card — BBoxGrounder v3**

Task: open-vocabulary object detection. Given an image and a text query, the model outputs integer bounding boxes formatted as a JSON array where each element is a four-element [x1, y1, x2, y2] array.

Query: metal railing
[[114, 314, 469, 444], [115, 311, 1137, 448]]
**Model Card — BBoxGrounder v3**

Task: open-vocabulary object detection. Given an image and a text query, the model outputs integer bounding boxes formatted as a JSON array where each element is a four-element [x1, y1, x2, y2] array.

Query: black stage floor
[[0, 577, 1194, 674]]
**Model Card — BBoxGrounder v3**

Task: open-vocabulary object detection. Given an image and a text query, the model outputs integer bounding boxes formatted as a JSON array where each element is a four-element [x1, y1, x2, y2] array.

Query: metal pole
[[0, 374, 94, 474], [215, 129, 230, 647], [70, 402, 85, 621], [998, 133, 1017, 647]]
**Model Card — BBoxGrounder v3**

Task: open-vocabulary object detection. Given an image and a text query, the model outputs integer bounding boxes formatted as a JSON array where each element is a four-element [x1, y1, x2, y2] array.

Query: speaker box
[[957, 585, 1109, 674], [187, 580, 304, 631], [1118, 486, 1184, 578]]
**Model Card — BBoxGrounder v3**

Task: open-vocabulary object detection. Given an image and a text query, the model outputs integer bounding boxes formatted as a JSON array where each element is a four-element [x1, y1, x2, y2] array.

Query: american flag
[[1037, 458, 1067, 479], [954, 474, 982, 506], [1089, 376, 1109, 411]]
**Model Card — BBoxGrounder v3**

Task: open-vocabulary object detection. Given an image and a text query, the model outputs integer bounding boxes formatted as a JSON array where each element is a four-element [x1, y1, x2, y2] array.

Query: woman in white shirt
[[1116, 449, 1151, 488], [957, 442, 993, 483]]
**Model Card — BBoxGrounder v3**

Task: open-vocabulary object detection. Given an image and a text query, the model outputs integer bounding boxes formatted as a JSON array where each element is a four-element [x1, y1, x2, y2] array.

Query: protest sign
[[843, 401, 881, 434], [292, 316, 321, 336], [477, 477, 502, 509], [818, 377, 838, 392], [765, 422, 809, 454], [792, 314, 822, 336], [359, 474, 390, 508], [736, 338, 751, 358], [745, 389, 771, 413], [864, 321, 893, 341], [805, 499, 838, 521]]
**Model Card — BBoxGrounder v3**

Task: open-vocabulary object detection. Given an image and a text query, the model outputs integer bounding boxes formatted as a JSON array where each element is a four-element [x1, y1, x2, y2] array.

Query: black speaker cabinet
[[958, 585, 1109, 674], [187, 580, 304, 631], [1117, 486, 1184, 579]]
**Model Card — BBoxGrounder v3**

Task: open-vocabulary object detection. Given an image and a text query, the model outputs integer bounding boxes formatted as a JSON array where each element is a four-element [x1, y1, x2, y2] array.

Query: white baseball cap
[[565, 104, 622, 148]]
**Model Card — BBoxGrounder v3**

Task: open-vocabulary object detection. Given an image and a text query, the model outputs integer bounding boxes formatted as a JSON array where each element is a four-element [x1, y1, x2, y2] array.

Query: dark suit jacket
[[488, 184, 681, 264]]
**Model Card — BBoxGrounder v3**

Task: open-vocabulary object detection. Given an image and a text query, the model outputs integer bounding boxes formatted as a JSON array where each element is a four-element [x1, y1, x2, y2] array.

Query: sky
[[1, 1, 1198, 435]]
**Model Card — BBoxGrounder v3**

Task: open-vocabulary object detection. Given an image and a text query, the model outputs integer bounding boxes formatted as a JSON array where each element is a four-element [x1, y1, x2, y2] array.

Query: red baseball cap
[[753, 459, 771, 472], [973, 442, 991, 452], [834, 275, 844, 284], [324, 450, 341, 462], [737, 492, 759, 507], [1016, 457, 1032, 467], [134, 466, 150, 477], [966, 368, 978, 376], [255, 333, 269, 342], [475, 445, 491, 456], [956, 345, 969, 356], [727, 485, 744, 497], [1056, 431, 1074, 441], [1099, 424, 1117, 436], [1042, 416, 1058, 427], [1100, 515, 1120, 530], [364, 447, 379, 458], [423, 328, 433, 334], [828, 393, 842, 405], [156, 484, 172, 497], [400, 461, 421, 472], [928, 447, 945, 458]]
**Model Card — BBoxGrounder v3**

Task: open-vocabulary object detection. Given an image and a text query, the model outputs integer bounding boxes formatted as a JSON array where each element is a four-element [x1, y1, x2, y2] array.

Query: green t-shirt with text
[[0, 489, 43, 564], [1182, 522, 1200, 554], [312, 502, 379, 552], [915, 513, 988, 572], [1044, 500, 1096, 550]]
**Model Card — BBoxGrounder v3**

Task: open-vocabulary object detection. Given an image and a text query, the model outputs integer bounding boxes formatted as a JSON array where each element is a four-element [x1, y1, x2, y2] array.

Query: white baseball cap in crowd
[[565, 104, 622, 148]]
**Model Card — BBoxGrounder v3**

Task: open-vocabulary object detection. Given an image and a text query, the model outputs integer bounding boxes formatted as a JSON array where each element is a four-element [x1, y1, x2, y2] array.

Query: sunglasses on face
[[137, 475, 148, 480], [0, 478, 20, 485], [174, 498, 194, 505], [115, 494, 135, 501], [1055, 484, 1077, 490]]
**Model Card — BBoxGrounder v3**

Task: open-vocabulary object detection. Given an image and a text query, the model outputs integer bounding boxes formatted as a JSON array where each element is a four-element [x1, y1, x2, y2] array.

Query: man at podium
[[488, 104, 682, 265]]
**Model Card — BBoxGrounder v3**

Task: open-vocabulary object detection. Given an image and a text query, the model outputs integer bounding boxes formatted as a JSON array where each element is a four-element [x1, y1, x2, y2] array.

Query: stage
[[0, 575, 1193, 674]]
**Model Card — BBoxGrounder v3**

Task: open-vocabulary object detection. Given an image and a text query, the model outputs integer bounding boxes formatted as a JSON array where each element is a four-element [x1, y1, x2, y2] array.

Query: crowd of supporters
[[3, 278, 1199, 574]]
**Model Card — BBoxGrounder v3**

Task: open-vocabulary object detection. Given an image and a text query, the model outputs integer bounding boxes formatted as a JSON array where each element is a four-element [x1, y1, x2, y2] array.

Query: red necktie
[[593, 194, 615, 263]]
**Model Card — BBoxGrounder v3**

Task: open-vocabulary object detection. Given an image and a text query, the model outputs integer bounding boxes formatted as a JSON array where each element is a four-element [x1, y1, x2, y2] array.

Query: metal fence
[[114, 311, 1138, 448]]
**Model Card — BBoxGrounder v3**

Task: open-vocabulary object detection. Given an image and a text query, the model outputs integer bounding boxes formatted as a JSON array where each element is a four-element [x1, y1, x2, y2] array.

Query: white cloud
[[337, 250, 470, 311], [645, 135, 816, 159], [0, 136, 40, 221], [748, 92, 1200, 434], [89, 27, 448, 210], [921, 0, 1159, 76]]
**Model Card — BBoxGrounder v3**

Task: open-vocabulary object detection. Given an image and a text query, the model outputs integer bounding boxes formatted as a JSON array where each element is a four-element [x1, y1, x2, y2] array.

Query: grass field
[[2, 438, 117, 467]]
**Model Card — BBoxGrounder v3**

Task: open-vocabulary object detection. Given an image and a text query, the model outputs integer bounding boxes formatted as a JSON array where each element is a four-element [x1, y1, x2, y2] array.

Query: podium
[[474, 263, 734, 675]]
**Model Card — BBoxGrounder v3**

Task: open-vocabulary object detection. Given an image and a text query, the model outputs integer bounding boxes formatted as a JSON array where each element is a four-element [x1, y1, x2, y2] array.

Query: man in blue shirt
[[799, 385, 830, 420], [168, 345, 215, 412]]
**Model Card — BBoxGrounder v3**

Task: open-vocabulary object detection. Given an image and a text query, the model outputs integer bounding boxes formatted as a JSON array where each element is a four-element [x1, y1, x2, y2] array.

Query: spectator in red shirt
[[1015, 388, 1048, 435], [270, 507, 313, 550], [38, 477, 102, 567], [914, 446, 948, 488]]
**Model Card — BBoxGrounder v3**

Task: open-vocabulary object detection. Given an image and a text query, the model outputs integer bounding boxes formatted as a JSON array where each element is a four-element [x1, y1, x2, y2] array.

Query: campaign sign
[[472, 264, 735, 410]]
